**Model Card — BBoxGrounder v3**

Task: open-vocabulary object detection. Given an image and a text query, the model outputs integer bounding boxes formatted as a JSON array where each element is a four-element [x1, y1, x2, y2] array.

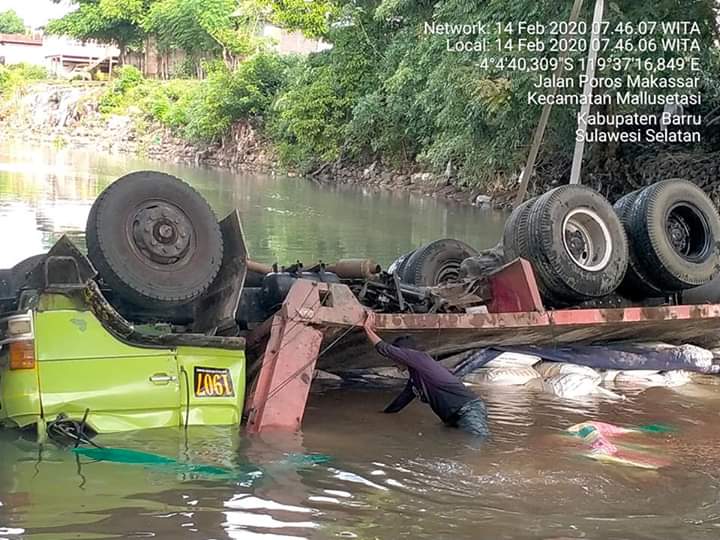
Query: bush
[[99, 65, 145, 113], [269, 20, 381, 171], [0, 63, 48, 98], [271, 61, 351, 168], [99, 53, 294, 143], [269, 0, 720, 187], [180, 52, 295, 142], [138, 78, 200, 130]]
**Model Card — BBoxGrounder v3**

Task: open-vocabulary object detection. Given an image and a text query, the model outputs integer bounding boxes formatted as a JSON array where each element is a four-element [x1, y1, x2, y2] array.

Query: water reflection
[[0, 142, 506, 270]]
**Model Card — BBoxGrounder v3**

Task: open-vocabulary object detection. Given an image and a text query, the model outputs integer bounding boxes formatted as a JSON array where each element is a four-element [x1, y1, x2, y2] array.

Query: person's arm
[[383, 380, 415, 413], [363, 311, 418, 367], [363, 311, 383, 346]]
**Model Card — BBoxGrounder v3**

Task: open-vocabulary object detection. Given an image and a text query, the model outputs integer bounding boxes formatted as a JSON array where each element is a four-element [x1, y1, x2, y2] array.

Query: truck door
[[34, 309, 181, 433]]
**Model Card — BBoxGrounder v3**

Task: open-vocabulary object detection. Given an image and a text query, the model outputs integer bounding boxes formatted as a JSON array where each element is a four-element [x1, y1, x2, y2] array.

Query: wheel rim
[[562, 208, 613, 272], [665, 202, 711, 263], [435, 260, 461, 283], [128, 201, 195, 267]]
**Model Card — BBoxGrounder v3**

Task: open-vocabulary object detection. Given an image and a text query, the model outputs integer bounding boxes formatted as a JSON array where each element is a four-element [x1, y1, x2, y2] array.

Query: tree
[[270, 0, 720, 190], [0, 10, 26, 34], [144, 0, 248, 68], [47, 0, 263, 70], [46, 0, 156, 63], [257, 0, 338, 38]]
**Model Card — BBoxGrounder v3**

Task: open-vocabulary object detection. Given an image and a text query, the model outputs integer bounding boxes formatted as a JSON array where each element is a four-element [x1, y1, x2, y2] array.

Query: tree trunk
[[118, 42, 126, 67]]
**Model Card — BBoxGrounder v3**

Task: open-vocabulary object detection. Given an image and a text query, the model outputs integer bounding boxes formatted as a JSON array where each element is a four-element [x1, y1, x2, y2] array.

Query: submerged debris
[[463, 367, 540, 386]]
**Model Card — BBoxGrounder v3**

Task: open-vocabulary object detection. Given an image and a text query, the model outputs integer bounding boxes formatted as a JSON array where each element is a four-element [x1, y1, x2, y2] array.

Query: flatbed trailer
[[244, 259, 720, 433]]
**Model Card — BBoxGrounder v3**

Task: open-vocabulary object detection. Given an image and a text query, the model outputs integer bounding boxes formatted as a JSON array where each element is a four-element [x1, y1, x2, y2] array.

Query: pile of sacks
[[456, 348, 703, 399]]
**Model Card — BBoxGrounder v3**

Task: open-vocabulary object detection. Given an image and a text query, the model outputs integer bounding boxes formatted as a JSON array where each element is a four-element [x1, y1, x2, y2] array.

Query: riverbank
[[3, 81, 719, 211], [0, 82, 274, 169], [0, 81, 503, 208]]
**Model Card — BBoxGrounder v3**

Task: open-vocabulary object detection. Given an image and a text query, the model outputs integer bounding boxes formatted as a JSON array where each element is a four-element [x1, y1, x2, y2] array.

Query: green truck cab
[[0, 300, 245, 434], [0, 185, 249, 437]]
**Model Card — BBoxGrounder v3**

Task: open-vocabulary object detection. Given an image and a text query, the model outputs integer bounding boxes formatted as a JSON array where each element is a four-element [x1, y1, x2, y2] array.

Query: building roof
[[0, 34, 43, 46]]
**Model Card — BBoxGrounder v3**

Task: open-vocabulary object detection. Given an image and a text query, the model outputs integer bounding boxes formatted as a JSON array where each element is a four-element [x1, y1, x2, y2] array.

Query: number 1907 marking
[[194, 367, 235, 397]]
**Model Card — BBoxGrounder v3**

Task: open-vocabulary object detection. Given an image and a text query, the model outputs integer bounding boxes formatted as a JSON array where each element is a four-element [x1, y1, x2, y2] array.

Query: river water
[[3, 143, 720, 539], [0, 143, 505, 269]]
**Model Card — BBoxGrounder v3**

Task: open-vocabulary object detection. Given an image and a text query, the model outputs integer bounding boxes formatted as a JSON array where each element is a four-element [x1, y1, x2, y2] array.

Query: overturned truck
[[2, 171, 720, 437]]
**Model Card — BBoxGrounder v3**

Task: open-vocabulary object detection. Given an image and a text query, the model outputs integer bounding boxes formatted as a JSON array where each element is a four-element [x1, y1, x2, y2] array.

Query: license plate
[[194, 367, 235, 398]]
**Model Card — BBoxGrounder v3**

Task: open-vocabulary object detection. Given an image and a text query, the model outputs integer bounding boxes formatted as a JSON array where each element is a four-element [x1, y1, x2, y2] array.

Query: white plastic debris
[[600, 370, 619, 383], [614, 371, 667, 387], [484, 351, 541, 369], [534, 362, 601, 383], [675, 344, 714, 372], [614, 369, 693, 388], [662, 370, 692, 387], [463, 367, 541, 386], [543, 374, 596, 398], [313, 370, 344, 381], [543, 373, 623, 400]]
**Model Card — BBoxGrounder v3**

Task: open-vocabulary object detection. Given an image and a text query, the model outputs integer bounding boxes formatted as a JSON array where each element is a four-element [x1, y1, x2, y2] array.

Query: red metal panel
[[245, 280, 324, 433], [246, 275, 720, 431], [488, 259, 545, 313], [372, 304, 720, 331]]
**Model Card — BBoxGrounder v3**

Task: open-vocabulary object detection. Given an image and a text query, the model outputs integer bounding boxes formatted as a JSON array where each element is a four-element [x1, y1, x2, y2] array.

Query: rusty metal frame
[[246, 263, 720, 432]]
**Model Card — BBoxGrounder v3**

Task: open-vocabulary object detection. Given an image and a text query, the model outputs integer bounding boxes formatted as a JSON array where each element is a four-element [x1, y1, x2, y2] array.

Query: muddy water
[[4, 386, 720, 539], [3, 143, 720, 539]]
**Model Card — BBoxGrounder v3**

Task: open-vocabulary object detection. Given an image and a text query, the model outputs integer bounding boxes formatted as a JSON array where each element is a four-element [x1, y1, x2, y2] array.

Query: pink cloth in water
[[567, 421, 670, 469], [569, 421, 635, 437]]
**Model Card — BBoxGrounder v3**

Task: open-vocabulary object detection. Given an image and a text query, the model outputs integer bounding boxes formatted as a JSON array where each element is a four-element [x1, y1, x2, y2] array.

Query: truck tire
[[402, 239, 479, 286], [86, 171, 223, 308], [614, 190, 664, 299], [627, 179, 720, 291], [503, 197, 536, 262], [388, 250, 415, 278], [527, 185, 628, 302]]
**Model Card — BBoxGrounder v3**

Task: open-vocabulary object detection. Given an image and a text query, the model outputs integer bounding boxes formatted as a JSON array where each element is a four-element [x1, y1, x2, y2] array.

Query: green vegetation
[[39, 0, 720, 192], [0, 64, 48, 99], [100, 53, 295, 142], [145, 0, 251, 64], [0, 9, 26, 34], [46, 0, 153, 60], [267, 0, 720, 185], [47, 0, 278, 68]]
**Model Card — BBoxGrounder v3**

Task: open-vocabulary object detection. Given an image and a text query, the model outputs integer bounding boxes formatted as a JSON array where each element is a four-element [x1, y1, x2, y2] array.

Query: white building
[[43, 36, 119, 77], [0, 33, 45, 65], [0, 33, 118, 76]]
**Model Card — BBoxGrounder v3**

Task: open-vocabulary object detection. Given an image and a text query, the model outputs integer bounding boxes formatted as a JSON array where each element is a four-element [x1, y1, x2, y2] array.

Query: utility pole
[[570, 0, 605, 184], [514, 0, 585, 207], [515, 0, 608, 204]]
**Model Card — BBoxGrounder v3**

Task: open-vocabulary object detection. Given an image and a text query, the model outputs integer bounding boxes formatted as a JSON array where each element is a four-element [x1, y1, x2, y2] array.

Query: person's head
[[392, 335, 417, 350]]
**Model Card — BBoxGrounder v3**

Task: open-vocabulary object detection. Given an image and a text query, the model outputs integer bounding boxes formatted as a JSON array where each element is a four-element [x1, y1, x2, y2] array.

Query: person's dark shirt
[[375, 341, 477, 424]]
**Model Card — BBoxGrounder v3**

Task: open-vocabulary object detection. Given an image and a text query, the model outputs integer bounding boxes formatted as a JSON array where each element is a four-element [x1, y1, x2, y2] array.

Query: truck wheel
[[86, 171, 223, 308], [388, 250, 414, 278], [503, 197, 536, 262], [628, 179, 720, 291], [402, 239, 479, 286], [614, 190, 664, 299], [527, 185, 628, 301]]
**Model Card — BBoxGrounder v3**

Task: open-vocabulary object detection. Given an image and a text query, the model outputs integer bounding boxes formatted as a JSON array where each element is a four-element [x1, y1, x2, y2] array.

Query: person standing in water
[[363, 312, 489, 437]]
